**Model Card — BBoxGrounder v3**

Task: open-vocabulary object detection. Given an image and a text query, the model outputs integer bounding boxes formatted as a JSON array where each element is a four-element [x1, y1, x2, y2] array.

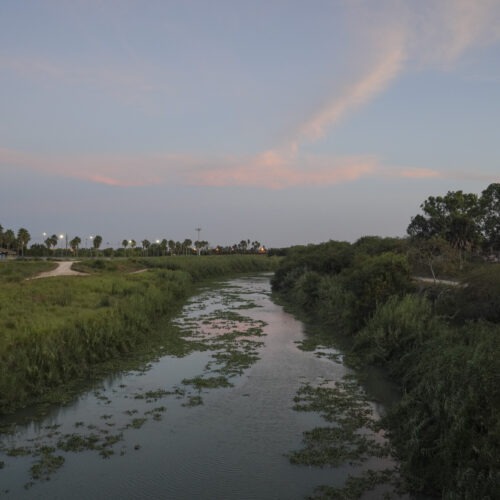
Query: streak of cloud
[[2, 1, 499, 192]]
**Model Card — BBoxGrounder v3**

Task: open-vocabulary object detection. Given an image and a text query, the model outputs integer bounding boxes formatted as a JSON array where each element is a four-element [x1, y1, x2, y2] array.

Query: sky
[[1, 0, 499, 249]]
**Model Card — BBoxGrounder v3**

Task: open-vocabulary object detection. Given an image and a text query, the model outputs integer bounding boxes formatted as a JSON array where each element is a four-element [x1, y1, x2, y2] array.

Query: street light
[[195, 227, 201, 256], [59, 234, 67, 256]]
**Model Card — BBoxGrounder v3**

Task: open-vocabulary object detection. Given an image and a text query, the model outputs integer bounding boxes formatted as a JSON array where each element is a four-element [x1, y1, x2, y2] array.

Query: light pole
[[195, 227, 201, 256]]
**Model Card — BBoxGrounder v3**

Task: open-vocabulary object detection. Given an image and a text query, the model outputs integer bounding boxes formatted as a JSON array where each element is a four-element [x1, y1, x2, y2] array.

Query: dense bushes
[[272, 238, 500, 498], [385, 321, 500, 496]]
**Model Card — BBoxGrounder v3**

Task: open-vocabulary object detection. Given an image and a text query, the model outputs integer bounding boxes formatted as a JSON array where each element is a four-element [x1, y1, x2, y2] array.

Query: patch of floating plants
[[290, 375, 404, 499]]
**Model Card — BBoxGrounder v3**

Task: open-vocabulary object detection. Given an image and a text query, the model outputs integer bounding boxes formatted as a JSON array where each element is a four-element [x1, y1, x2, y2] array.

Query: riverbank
[[271, 239, 500, 498], [0, 256, 279, 415]]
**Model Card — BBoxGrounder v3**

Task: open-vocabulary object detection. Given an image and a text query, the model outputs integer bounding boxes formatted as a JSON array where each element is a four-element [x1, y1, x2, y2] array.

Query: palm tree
[[45, 234, 58, 254], [17, 228, 31, 257], [142, 239, 151, 256], [168, 239, 176, 255], [182, 239, 192, 255], [69, 236, 82, 256], [160, 239, 168, 256], [93, 235, 103, 256]]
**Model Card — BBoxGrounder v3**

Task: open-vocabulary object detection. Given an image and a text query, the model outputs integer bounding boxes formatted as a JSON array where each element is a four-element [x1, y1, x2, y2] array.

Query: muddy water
[[0, 275, 398, 499]]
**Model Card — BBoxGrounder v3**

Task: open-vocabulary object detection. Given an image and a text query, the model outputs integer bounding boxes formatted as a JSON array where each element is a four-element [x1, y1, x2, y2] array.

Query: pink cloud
[[190, 152, 379, 189], [296, 46, 406, 144]]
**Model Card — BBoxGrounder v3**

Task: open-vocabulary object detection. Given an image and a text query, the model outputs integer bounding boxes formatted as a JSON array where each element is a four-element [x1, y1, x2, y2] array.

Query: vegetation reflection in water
[[0, 280, 267, 491]]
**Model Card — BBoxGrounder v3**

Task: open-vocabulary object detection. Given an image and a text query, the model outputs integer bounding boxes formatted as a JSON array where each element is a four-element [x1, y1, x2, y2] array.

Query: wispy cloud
[[408, 0, 500, 67], [5, 146, 496, 191], [189, 153, 379, 189], [294, 47, 406, 145], [2, 1, 499, 192]]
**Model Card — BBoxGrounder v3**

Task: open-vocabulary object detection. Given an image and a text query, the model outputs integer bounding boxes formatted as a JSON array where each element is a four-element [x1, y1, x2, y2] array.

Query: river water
[[0, 275, 399, 499]]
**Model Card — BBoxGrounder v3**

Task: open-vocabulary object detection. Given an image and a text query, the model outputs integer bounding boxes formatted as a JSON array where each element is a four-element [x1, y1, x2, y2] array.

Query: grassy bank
[[271, 239, 499, 498], [0, 255, 278, 415]]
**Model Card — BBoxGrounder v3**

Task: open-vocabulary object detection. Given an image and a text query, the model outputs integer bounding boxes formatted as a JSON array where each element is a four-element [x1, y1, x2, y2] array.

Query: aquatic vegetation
[[133, 389, 171, 401], [30, 448, 65, 481], [182, 395, 204, 407], [126, 418, 147, 429], [290, 376, 398, 497], [308, 469, 399, 499], [182, 375, 233, 390]]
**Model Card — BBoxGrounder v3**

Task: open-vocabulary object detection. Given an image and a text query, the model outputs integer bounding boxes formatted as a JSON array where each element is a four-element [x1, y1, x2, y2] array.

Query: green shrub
[[354, 295, 442, 377]]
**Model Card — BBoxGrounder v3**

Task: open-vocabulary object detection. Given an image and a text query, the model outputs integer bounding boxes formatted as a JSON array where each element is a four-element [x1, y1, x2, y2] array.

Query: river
[[0, 274, 401, 499]]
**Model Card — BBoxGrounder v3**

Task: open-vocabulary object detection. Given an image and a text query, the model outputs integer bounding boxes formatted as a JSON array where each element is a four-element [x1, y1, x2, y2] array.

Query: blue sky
[[1, 0, 499, 248]]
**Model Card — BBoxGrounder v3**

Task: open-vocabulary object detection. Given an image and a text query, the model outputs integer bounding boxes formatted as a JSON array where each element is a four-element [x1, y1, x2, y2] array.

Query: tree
[[142, 239, 151, 256], [182, 239, 192, 255], [160, 239, 168, 256], [93, 235, 103, 254], [479, 183, 500, 253], [168, 239, 176, 255], [16, 228, 31, 257], [69, 236, 82, 256], [251, 241, 261, 253], [407, 190, 482, 269], [122, 239, 129, 249]]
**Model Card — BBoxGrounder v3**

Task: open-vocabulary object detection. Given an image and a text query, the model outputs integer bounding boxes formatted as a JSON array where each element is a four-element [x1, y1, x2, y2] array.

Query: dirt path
[[30, 261, 88, 279], [414, 276, 459, 286]]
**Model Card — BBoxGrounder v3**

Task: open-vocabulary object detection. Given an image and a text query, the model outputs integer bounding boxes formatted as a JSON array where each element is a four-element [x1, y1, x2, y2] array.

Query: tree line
[[0, 225, 266, 257]]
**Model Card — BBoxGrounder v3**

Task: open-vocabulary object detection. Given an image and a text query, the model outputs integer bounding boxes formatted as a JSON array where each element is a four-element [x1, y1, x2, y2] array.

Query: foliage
[[384, 321, 500, 497], [479, 183, 500, 252], [354, 295, 443, 378], [272, 227, 500, 498], [407, 183, 500, 269], [435, 265, 500, 323], [272, 240, 413, 333], [339, 252, 413, 330]]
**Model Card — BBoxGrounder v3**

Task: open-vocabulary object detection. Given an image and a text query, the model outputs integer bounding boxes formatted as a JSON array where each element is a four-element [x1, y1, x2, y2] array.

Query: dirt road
[[30, 261, 88, 279]]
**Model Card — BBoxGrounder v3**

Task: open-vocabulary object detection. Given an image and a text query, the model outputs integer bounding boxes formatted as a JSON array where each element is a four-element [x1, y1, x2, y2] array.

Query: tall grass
[[0, 256, 277, 414]]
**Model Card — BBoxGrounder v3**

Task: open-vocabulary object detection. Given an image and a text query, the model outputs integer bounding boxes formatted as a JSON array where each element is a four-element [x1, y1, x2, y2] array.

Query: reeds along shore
[[0, 256, 278, 414]]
